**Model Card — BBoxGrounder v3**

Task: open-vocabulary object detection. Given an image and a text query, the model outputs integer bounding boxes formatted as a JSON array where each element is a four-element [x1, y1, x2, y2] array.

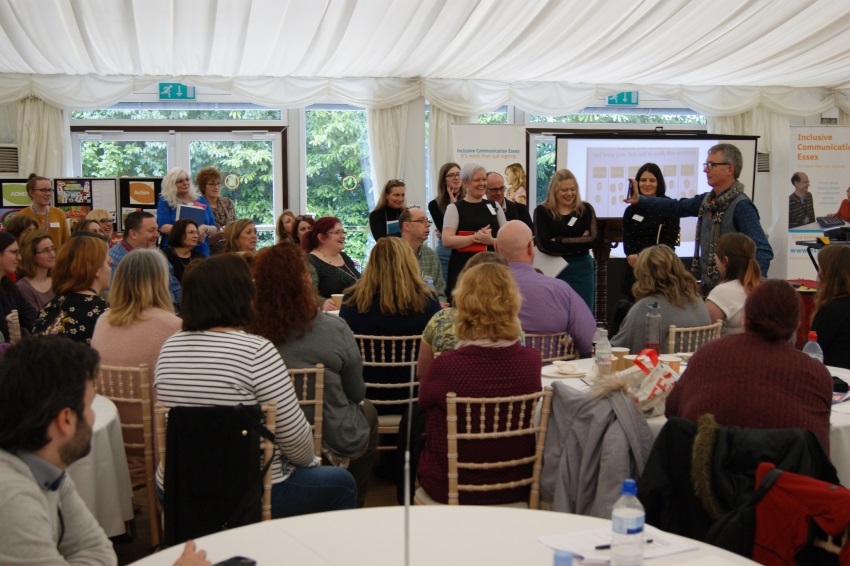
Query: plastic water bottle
[[592, 322, 605, 358], [553, 550, 573, 566], [425, 277, 435, 292], [645, 302, 662, 353], [802, 331, 824, 363], [596, 329, 613, 376], [611, 479, 645, 566]]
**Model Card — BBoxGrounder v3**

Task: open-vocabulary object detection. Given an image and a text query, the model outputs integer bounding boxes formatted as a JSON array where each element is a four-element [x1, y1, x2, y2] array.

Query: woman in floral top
[[196, 166, 236, 254], [34, 233, 111, 345]]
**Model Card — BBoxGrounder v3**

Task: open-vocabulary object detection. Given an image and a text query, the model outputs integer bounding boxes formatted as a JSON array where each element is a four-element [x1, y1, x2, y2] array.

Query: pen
[[595, 539, 652, 550]]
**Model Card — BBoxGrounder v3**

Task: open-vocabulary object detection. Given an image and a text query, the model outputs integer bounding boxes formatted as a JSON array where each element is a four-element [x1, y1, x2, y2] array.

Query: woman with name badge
[[368, 179, 406, 241], [17, 173, 70, 248], [156, 167, 218, 257], [441, 163, 506, 300], [534, 168, 598, 311], [428, 162, 464, 281]]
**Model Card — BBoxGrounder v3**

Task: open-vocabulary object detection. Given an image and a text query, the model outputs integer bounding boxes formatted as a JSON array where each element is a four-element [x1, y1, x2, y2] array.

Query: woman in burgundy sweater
[[417, 262, 542, 504], [666, 279, 832, 453]]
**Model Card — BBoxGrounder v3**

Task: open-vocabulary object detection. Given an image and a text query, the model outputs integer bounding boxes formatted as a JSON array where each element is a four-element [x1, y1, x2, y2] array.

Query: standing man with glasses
[[485, 172, 533, 231], [624, 143, 772, 294], [17, 174, 71, 248], [399, 208, 447, 304]]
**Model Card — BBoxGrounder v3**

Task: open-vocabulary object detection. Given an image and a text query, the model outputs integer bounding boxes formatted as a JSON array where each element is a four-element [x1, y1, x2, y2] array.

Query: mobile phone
[[626, 178, 636, 199], [214, 557, 257, 566]]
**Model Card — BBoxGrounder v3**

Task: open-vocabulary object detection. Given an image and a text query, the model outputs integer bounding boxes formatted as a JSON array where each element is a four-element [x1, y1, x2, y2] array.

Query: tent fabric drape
[[16, 97, 69, 179], [428, 106, 472, 198], [367, 102, 409, 205]]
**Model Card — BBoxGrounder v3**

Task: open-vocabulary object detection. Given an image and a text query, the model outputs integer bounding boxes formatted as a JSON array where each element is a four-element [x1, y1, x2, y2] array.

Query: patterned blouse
[[209, 196, 236, 229], [33, 292, 109, 346], [422, 307, 524, 356]]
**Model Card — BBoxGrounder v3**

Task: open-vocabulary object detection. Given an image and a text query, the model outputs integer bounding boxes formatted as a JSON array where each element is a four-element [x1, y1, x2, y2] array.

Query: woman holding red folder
[[441, 163, 506, 300]]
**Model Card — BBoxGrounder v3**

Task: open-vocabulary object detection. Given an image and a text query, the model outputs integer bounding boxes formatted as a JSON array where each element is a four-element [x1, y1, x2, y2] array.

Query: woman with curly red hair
[[249, 241, 377, 507]]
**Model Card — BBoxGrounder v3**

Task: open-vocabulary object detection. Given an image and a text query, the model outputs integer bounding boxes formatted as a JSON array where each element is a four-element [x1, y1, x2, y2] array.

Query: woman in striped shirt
[[154, 253, 356, 518]]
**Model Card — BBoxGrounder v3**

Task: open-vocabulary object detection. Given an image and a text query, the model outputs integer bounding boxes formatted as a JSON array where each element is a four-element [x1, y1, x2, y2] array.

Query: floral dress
[[33, 292, 109, 346]]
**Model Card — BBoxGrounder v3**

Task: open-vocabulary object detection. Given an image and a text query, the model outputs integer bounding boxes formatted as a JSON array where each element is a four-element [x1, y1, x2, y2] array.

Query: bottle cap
[[621, 478, 637, 496], [808, 331, 818, 341], [553, 550, 573, 566]]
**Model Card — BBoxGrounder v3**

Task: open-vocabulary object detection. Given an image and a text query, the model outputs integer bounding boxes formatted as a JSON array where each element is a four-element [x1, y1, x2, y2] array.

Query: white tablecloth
[[544, 358, 850, 485], [128, 506, 757, 565], [67, 394, 135, 537]]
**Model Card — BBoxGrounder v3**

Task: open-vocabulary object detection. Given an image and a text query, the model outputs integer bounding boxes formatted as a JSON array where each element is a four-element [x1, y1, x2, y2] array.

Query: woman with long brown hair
[[249, 241, 377, 507], [811, 245, 850, 369], [611, 244, 710, 354], [705, 232, 761, 335], [428, 162, 463, 280], [16, 231, 55, 311], [368, 179, 406, 241]]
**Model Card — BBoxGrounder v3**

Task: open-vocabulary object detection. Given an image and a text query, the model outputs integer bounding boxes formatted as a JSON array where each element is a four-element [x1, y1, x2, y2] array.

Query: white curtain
[[16, 97, 70, 178], [366, 103, 409, 205], [428, 105, 472, 203], [708, 107, 791, 278]]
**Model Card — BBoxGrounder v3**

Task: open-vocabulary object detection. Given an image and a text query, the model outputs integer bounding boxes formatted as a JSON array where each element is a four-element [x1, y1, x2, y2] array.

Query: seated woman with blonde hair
[[91, 248, 181, 482], [417, 262, 542, 504], [611, 244, 710, 354], [86, 209, 115, 244], [222, 218, 258, 253]]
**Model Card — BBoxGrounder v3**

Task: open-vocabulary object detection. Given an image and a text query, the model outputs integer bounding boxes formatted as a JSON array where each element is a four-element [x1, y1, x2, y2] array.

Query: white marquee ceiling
[[0, 0, 849, 113]]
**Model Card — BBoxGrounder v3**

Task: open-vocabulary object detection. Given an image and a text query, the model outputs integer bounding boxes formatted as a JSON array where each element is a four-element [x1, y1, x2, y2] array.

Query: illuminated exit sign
[[606, 91, 639, 106], [159, 83, 196, 100]]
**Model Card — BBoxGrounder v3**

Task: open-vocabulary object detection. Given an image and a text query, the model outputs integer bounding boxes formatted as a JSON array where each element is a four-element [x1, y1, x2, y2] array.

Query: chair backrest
[[524, 332, 577, 362], [154, 401, 276, 546], [353, 334, 421, 408], [288, 364, 325, 457], [447, 386, 553, 508], [95, 363, 159, 549], [668, 320, 722, 354]]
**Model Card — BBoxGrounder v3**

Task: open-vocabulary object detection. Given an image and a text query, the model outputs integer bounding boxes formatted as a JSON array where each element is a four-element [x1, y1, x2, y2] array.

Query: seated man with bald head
[[495, 220, 595, 357]]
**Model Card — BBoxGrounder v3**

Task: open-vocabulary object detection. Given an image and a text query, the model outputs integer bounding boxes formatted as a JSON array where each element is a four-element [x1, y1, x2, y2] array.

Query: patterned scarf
[[692, 181, 744, 284]]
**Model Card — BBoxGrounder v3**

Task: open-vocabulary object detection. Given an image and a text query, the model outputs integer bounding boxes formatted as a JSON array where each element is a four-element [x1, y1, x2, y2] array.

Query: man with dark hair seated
[[0, 336, 210, 565]]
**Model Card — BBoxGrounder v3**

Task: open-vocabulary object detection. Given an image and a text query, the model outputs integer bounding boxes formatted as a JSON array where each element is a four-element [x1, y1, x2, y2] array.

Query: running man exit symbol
[[159, 83, 196, 100]]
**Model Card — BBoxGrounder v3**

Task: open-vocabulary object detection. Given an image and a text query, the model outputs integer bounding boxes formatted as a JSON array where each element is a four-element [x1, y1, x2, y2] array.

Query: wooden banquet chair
[[353, 334, 421, 451], [154, 401, 276, 546], [414, 387, 554, 509], [668, 320, 722, 354], [288, 363, 325, 457], [94, 363, 160, 550], [524, 332, 577, 363]]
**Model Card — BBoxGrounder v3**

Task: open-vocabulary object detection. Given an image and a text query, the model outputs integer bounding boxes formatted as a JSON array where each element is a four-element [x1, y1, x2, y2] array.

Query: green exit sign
[[159, 83, 196, 100], [607, 91, 639, 106]]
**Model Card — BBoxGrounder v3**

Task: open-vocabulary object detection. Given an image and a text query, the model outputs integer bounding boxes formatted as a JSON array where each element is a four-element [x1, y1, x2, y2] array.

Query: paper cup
[[659, 355, 681, 373], [622, 354, 639, 368], [611, 347, 630, 371], [331, 294, 344, 309]]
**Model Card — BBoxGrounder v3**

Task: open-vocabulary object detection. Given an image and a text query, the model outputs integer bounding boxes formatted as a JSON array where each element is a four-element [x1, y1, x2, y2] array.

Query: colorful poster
[[2, 182, 30, 207], [56, 179, 93, 205], [787, 127, 850, 279], [128, 181, 155, 206]]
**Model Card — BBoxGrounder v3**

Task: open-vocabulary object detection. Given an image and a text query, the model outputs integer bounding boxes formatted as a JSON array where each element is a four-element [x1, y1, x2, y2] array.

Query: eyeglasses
[[32, 189, 52, 194], [206, 183, 221, 187], [445, 173, 460, 178], [487, 186, 505, 193], [326, 229, 346, 236], [34, 247, 56, 255], [3, 249, 20, 256], [96, 219, 112, 225], [703, 162, 731, 170], [410, 219, 432, 225]]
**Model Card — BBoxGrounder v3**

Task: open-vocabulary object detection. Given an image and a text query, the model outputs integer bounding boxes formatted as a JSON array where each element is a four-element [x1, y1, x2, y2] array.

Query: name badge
[[568, 217, 577, 227], [49, 222, 60, 228], [633, 214, 644, 222]]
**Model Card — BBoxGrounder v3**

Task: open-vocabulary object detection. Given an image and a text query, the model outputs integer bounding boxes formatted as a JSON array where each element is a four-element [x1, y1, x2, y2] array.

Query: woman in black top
[[441, 163, 506, 300], [368, 179, 406, 241], [811, 244, 850, 369], [304, 216, 361, 311], [428, 162, 463, 280], [163, 219, 205, 283], [534, 168, 598, 311], [622, 163, 680, 298], [0, 231, 37, 343]]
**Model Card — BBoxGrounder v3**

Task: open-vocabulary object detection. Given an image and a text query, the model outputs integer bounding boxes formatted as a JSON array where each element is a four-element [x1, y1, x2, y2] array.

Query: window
[[305, 106, 372, 265]]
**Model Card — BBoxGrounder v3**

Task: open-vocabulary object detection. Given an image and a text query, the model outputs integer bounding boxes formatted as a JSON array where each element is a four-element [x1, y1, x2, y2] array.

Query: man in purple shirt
[[495, 220, 596, 357]]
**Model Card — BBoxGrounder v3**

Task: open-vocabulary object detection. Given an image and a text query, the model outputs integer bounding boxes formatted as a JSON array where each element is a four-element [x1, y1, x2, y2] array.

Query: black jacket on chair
[[162, 405, 267, 547]]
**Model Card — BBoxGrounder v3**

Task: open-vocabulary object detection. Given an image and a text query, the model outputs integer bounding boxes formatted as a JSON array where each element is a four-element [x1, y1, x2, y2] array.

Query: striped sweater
[[154, 330, 317, 484]]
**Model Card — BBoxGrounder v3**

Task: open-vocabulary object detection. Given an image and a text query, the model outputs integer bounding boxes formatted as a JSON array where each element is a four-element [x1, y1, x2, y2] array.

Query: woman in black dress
[[368, 179, 406, 241], [428, 162, 463, 280], [163, 219, 205, 283], [441, 163, 506, 300], [304, 216, 361, 311]]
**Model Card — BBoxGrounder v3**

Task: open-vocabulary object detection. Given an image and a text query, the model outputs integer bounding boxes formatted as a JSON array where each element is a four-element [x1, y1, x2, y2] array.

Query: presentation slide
[[555, 135, 758, 257]]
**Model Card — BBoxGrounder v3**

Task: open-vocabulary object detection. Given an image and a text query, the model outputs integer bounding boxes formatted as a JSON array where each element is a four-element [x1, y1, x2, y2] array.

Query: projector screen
[[554, 133, 759, 257]]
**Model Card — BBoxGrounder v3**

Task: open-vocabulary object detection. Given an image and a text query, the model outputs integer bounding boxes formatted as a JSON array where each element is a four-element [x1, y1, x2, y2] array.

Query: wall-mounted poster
[[0, 208, 24, 226], [118, 177, 161, 232], [56, 179, 93, 205], [1, 179, 31, 207]]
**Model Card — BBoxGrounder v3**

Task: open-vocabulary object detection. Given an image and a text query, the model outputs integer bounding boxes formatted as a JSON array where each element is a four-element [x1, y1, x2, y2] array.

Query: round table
[[129, 506, 756, 565], [545, 358, 850, 485], [67, 394, 135, 537]]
